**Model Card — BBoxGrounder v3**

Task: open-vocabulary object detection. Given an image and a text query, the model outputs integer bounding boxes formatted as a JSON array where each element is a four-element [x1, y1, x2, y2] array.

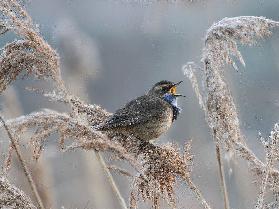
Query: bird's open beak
[[170, 81, 186, 97]]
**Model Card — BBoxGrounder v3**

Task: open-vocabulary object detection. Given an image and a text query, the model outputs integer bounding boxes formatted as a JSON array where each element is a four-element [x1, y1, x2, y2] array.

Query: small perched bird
[[97, 80, 184, 141]]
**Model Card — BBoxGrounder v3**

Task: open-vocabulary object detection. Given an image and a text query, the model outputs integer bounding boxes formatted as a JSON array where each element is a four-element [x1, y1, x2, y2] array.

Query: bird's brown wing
[[97, 95, 169, 131]]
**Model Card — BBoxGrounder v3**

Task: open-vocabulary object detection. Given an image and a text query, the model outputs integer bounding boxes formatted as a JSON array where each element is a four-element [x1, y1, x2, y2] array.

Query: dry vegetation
[[0, 1, 208, 209], [0, 175, 36, 209], [0, 1, 279, 209], [184, 16, 279, 209]]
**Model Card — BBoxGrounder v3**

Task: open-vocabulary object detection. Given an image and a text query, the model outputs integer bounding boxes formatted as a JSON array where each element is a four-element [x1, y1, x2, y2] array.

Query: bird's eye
[[160, 86, 168, 92], [169, 86, 176, 94]]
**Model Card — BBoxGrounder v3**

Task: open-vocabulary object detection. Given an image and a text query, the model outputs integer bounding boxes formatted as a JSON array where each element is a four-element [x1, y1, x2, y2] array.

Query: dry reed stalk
[[56, 24, 122, 208], [255, 124, 279, 209], [215, 145, 230, 209], [96, 151, 128, 209], [2, 86, 54, 209], [183, 177, 212, 209], [0, 116, 45, 209]]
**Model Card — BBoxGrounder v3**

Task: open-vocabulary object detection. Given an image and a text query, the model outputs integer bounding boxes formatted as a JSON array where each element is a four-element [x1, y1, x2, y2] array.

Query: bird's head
[[148, 80, 184, 98]]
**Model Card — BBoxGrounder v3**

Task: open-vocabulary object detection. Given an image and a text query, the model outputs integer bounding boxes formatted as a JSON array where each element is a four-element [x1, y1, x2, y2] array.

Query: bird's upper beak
[[174, 81, 183, 86]]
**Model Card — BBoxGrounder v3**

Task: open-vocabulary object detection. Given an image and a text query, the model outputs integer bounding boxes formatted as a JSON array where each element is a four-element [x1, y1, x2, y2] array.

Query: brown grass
[[0, 1, 211, 209], [184, 16, 279, 209]]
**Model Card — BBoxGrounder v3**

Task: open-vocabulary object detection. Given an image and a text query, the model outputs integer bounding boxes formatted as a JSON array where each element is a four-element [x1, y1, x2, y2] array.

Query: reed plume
[[0, 1, 211, 208], [0, 175, 37, 209], [184, 16, 279, 208]]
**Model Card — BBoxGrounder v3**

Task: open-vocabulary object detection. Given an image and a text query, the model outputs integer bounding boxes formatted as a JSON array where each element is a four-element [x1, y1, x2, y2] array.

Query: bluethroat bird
[[97, 80, 184, 141]]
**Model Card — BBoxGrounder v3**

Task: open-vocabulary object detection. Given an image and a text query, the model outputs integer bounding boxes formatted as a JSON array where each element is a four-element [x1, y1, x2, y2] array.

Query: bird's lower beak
[[174, 94, 186, 98]]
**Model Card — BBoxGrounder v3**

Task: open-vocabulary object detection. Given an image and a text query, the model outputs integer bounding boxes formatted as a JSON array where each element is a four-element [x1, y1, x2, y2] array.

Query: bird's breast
[[130, 104, 173, 141]]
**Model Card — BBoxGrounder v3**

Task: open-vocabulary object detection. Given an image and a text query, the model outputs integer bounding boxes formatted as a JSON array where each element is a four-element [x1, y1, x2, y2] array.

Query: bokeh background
[[1, 0, 279, 208]]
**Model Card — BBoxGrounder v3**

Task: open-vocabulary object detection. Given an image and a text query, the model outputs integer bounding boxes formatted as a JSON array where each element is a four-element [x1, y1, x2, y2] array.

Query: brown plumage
[[97, 80, 183, 141]]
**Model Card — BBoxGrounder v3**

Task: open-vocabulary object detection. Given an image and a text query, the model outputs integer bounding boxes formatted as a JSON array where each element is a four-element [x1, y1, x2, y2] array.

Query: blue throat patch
[[163, 93, 181, 121]]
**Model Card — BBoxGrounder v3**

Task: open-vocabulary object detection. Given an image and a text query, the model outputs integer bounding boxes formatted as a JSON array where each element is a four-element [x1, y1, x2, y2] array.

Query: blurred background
[[1, 0, 279, 208]]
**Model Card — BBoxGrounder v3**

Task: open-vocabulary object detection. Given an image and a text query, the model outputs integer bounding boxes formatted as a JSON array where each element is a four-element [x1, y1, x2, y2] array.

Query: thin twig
[[107, 165, 133, 177], [215, 144, 230, 209], [0, 116, 45, 209], [255, 126, 279, 209], [95, 151, 128, 209], [184, 177, 212, 209], [256, 166, 270, 209]]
